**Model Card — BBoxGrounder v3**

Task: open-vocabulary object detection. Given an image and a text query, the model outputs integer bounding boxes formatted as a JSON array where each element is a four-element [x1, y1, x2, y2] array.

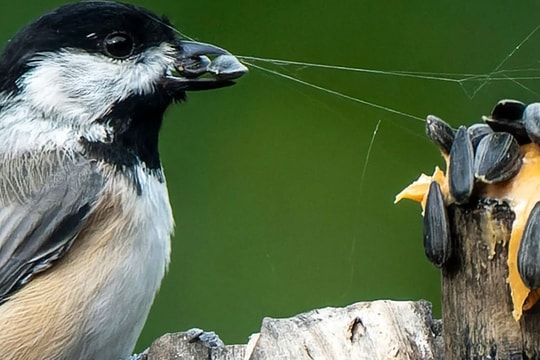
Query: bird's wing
[[0, 152, 104, 302]]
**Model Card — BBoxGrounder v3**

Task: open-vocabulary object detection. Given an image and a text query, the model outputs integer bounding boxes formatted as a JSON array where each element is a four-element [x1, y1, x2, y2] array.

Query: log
[[141, 300, 443, 360], [442, 201, 540, 359]]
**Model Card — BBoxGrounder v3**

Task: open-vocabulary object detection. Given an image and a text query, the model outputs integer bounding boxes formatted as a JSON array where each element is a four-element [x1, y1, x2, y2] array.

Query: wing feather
[[0, 152, 104, 302]]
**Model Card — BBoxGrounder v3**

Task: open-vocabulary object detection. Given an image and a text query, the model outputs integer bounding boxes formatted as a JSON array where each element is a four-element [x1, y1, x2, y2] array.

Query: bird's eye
[[103, 32, 134, 59]]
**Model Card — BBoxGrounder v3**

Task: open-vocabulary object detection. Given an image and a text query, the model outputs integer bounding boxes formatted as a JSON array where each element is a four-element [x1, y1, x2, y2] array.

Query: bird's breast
[[79, 165, 174, 358]]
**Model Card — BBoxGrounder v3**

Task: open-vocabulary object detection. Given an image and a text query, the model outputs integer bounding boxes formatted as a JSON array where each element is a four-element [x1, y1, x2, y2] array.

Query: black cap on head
[[0, 2, 178, 92]]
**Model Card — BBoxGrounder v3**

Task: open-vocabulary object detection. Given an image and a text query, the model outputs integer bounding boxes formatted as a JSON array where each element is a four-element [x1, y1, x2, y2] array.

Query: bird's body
[[0, 2, 246, 359], [0, 160, 172, 359]]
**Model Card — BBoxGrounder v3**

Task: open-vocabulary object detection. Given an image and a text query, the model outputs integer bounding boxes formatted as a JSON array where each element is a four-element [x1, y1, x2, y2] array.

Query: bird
[[0, 2, 246, 359]]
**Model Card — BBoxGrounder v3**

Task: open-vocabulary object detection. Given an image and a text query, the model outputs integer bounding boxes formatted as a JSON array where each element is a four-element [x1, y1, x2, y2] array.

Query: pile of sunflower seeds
[[424, 99, 540, 289]]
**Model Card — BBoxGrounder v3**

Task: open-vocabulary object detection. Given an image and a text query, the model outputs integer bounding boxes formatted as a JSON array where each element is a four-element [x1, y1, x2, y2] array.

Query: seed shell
[[426, 115, 455, 155], [518, 201, 540, 289], [449, 126, 474, 204], [423, 181, 451, 267], [474, 132, 522, 184]]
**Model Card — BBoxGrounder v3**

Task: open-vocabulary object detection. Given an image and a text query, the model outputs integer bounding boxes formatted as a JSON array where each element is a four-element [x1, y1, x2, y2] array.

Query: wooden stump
[[442, 200, 540, 359], [143, 300, 443, 359]]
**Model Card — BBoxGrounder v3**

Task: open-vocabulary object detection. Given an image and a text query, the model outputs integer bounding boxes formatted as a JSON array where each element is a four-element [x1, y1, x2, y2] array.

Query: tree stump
[[142, 300, 443, 360], [442, 201, 540, 359]]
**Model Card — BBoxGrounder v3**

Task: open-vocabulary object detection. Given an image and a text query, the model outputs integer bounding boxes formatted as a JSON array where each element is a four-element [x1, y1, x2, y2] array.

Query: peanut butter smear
[[395, 144, 540, 320]]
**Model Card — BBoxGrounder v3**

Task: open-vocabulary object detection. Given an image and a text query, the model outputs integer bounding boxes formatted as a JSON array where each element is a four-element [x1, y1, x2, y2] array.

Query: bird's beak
[[167, 40, 248, 91]]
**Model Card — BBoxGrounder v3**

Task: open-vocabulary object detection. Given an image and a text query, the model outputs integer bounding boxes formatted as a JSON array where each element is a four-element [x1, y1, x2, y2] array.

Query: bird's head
[[0, 1, 247, 168]]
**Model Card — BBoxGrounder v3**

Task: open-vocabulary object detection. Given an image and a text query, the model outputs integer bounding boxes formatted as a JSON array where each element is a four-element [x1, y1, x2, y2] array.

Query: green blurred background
[[3, 0, 540, 351]]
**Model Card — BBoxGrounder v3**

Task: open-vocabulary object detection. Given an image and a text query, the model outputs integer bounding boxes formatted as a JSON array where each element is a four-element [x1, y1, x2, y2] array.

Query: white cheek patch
[[18, 44, 174, 124], [0, 44, 176, 151]]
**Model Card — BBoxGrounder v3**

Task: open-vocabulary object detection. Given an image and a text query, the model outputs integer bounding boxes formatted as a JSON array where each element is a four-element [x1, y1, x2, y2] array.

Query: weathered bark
[[442, 201, 540, 359], [145, 332, 246, 360], [143, 300, 443, 360]]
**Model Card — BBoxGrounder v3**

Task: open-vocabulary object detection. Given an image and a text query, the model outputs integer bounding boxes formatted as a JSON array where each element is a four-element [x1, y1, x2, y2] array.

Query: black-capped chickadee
[[0, 2, 246, 359]]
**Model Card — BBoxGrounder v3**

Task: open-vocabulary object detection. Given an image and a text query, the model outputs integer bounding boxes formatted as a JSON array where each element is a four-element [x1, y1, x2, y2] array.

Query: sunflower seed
[[474, 132, 521, 184], [426, 115, 455, 155], [518, 201, 540, 289], [449, 126, 474, 204], [467, 123, 493, 150], [524, 103, 540, 145], [484, 99, 529, 144], [423, 181, 451, 267]]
